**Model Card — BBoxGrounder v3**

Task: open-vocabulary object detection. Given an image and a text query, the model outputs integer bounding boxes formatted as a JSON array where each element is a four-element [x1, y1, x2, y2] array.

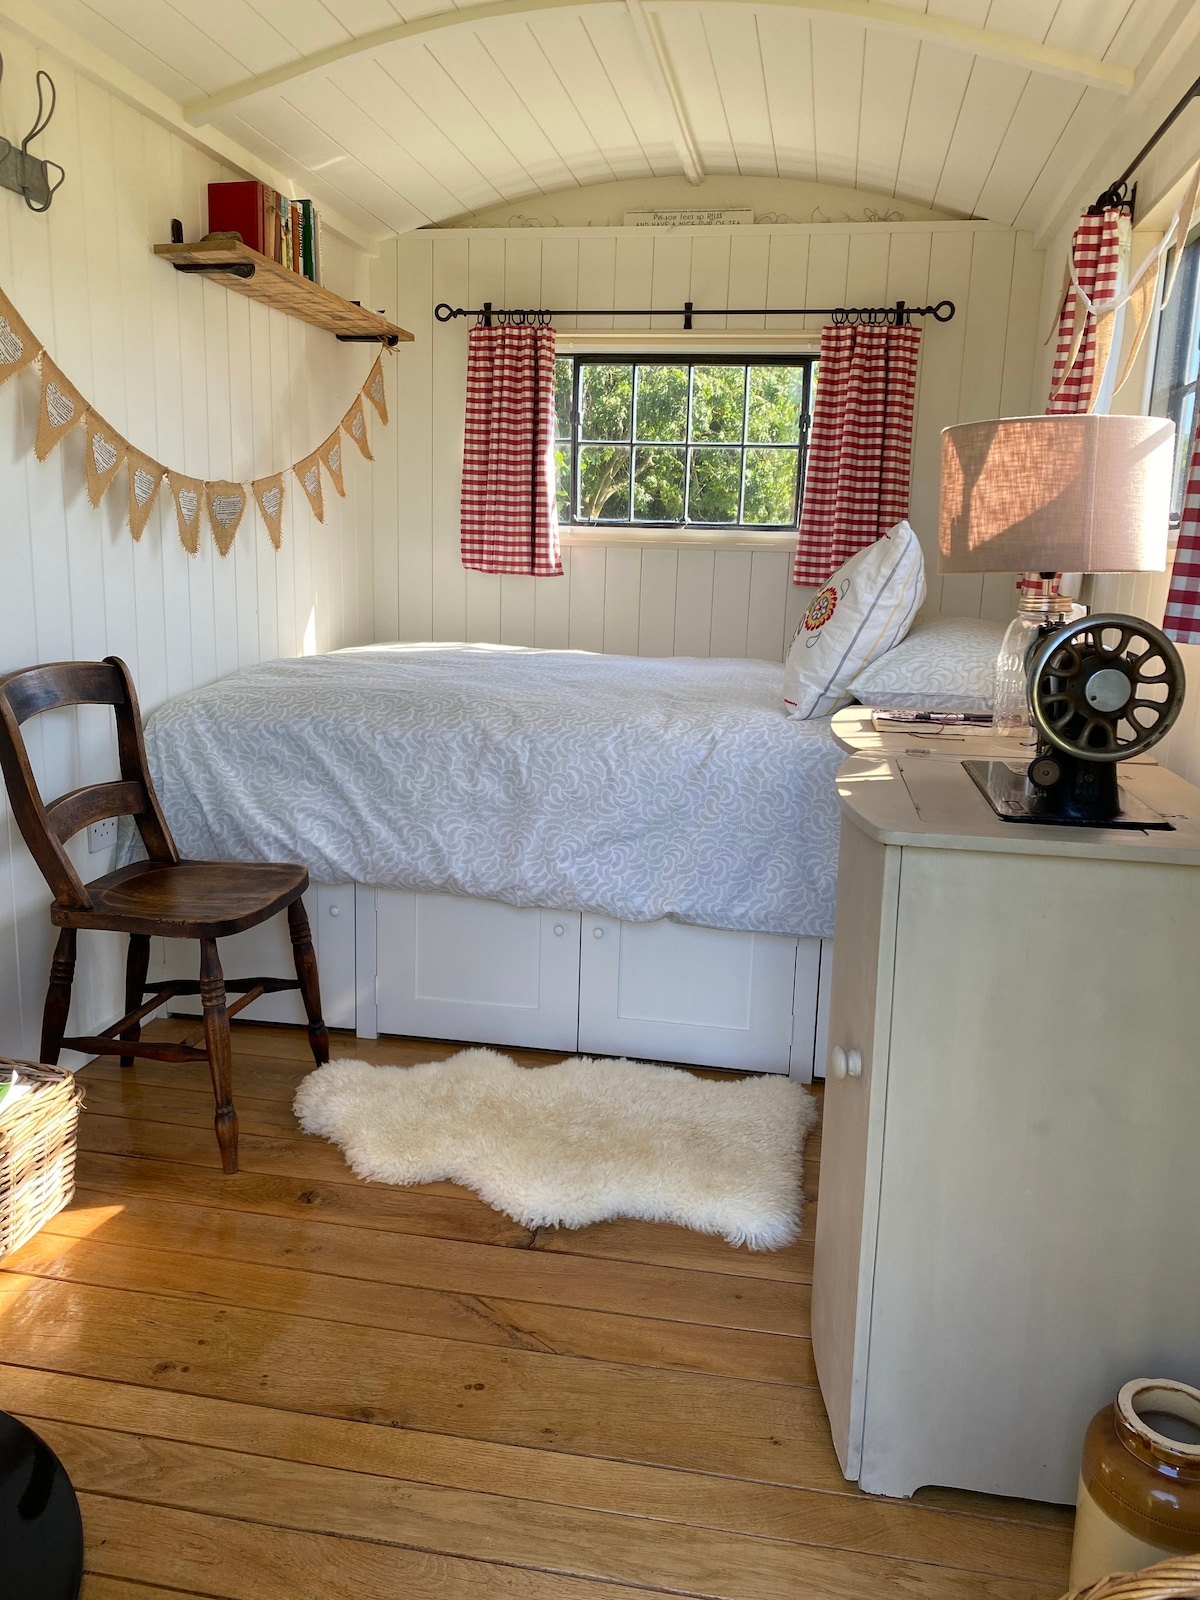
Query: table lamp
[[939, 414, 1175, 739]]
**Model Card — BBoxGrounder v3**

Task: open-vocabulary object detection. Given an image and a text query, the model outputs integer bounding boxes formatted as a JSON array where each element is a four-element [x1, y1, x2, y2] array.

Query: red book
[[207, 180, 266, 253]]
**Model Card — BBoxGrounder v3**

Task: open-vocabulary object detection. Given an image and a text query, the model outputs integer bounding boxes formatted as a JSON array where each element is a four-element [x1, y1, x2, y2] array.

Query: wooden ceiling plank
[[855, 24, 920, 198], [180, 0, 1136, 127], [328, 54, 508, 214], [971, 72, 1084, 226], [701, 9, 778, 179], [758, 10, 816, 181], [579, 10, 684, 177], [811, 14, 864, 189], [376, 43, 544, 202], [893, 38, 973, 209], [512, 16, 640, 184], [932, 55, 1030, 218]]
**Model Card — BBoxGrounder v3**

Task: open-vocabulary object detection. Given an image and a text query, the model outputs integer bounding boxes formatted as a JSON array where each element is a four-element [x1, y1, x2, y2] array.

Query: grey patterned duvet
[[139, 644, 844, 938]]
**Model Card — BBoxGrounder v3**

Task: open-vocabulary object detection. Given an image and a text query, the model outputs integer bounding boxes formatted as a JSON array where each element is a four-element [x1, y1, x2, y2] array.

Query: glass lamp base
[[991, 575, 1082, 743]]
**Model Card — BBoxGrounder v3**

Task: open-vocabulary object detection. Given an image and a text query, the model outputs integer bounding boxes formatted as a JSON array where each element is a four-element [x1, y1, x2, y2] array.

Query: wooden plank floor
[[0, 1020, 1074, 1600]]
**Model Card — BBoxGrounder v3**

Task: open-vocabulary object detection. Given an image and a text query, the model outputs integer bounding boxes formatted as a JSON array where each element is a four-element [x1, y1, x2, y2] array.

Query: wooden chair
[[0, 657, 329, 1175]]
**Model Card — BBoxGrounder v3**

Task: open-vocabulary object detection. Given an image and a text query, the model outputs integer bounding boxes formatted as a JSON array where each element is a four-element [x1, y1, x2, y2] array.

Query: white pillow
[[782, 521, 926, 719], [848, 614, 1005, 711]]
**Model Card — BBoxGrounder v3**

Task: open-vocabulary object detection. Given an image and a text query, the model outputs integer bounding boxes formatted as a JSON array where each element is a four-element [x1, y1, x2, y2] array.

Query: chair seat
[[52, 859, 309, 938]]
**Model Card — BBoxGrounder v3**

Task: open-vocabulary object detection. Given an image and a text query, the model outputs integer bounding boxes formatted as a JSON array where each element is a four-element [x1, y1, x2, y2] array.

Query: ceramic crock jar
[[1069, 1379, 1200, 1589]]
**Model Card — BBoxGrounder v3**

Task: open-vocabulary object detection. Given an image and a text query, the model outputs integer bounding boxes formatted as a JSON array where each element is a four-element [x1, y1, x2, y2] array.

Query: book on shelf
[[206, 181, 324, 282]]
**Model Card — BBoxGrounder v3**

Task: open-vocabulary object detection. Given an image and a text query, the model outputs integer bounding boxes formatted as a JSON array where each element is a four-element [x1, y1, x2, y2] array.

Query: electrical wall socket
[[87, 816, 118, 854]]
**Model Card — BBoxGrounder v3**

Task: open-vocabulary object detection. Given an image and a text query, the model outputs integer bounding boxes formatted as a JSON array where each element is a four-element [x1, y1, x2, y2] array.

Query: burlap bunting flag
[[0, 289, 40, 389], [35, 357, 85, 462], [364, 354, 388, 426], [318, 430, 346, 498], [83, 413, 128, 508], [206, 480, 248, 556], [127, 449, 164, 540], [341, 394, 373, 461], [168, 472, 204, 555], [252, 473, 285, 550], [294, 449, 325, 524]]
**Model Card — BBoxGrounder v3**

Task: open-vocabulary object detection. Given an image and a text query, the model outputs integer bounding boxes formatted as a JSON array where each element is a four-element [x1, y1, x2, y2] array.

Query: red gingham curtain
[[1164, 418, 1200, 644], [1046, 208, 1123, 414], [792, 323, 922, 587], [460, 325, 562, 577], [1021, 207, 1124, 603]]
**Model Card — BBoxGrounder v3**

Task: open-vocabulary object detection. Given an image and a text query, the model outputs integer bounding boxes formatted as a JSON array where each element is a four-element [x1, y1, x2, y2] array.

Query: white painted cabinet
[[813, 755, 1200, 1503], [369, 890, 827, 1075], [374, 891, 581, 1051], [577, 915, 804, 1073]]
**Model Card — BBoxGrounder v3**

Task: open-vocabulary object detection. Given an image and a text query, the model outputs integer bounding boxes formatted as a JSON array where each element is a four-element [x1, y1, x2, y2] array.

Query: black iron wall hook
[[0, 56, 66, 213]]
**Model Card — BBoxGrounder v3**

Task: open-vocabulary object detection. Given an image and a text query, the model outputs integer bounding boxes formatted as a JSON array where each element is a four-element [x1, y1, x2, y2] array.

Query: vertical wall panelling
[[374, 219, 1042, 662], [0, 19, 375, 1060]]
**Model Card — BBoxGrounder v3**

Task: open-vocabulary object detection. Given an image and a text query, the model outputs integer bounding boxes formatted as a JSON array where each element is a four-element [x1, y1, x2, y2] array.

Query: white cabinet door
[[160, 884, 357, 1030], [375, 891, 581, 1052], [577, 916, 798, 1072]]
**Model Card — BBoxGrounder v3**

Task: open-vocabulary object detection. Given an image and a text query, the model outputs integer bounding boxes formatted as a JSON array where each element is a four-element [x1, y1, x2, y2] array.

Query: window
[[554, 356, 815, 531], [1150, 227, 1200, 520]]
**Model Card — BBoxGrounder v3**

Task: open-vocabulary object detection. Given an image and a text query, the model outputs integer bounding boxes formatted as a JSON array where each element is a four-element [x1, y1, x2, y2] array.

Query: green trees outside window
[[554, 357, 814, 530]]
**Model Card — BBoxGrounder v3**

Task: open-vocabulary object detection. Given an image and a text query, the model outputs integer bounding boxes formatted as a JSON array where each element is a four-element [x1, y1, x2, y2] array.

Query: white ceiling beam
[[181, 0, 1134, 127], [0, 0, 382, 251], [624, 0, 704, 185]]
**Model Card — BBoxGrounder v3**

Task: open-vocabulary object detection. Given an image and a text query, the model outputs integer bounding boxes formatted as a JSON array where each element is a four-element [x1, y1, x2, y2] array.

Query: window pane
[[580, 364, 632, 441], [691, 366, 746, 443], [634, 446, 685, 521], [688, 447, 740, 522], [555, 358, 573, 438], [579, 444, 631, 519], [555, 442, 571, 522], [747, 366, 805, 443], [635, 365, 688, 442], [743, 448, 799, 525]]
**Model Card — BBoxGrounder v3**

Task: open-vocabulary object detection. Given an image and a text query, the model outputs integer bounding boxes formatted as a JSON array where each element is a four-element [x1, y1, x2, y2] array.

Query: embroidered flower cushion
[[848, 613, 1006, 711], [782, 521, 926, 719]]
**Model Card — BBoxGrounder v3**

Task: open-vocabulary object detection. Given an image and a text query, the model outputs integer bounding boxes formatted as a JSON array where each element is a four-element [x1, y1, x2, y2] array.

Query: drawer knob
[[592, 926, 605, 939], [832, 1046, 863, 1080], [328, 905, 340, 918], [553, 924, 565, 937]]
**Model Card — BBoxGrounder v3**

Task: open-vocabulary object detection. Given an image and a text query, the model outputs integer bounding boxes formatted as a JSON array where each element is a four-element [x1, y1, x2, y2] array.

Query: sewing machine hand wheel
[[1029, 613, 1185, 761]]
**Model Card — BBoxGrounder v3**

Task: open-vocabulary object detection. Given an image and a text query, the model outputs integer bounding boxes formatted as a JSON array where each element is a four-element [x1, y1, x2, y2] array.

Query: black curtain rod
[[434, 297, 955, 330], [1091, 71, 1200, 216]]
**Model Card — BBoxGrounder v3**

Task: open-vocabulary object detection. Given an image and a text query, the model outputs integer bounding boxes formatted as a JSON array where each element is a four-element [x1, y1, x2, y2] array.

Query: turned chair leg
[[199, 938, 239, 1175], [287, 898, 329, 1066], [120, 933, 151, 1069], [40, 927, 77, 1065]]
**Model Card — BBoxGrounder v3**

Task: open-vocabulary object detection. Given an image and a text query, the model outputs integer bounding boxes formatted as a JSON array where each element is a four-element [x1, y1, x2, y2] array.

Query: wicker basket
[[1063, 1554, 1200, 1600], [0, 1059, 83, 1259]]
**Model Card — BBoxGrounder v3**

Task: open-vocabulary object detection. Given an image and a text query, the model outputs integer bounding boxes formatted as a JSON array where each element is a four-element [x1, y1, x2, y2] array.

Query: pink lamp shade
[[939, 414, 1174, 575]]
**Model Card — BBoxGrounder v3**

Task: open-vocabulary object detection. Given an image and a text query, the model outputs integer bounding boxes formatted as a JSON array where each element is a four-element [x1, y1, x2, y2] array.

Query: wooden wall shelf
[[154, 240, 412, 346]]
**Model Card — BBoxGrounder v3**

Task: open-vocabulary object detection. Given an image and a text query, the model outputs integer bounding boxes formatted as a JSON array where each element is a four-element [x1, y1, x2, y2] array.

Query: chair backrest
[[0, 657, 178, 910]]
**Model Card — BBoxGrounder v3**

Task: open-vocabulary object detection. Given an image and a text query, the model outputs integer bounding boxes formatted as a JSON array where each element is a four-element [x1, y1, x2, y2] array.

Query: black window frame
[[1149, 224, 1200, 524], [555, 353, 815, 532]]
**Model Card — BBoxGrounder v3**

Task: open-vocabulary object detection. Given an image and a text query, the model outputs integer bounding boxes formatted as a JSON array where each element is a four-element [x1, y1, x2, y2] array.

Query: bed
[[142, 644, 845, 1078]]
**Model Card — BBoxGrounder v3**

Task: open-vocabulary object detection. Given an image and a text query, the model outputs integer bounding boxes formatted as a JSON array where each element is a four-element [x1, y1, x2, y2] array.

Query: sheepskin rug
[[294, 1050, 819, 1251]]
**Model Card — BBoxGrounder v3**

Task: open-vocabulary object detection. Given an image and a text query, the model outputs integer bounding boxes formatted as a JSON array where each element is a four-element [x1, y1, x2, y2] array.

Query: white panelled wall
[[370, 220, 1044, 658], [0, 19, 376, 1060]]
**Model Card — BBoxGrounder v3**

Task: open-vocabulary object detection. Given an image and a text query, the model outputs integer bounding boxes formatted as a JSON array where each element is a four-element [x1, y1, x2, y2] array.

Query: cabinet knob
[[592, 926, 605, 939], [328, 905, 340, 918], [831, 1046, 863, 1081], [553, 924, 565, 937]]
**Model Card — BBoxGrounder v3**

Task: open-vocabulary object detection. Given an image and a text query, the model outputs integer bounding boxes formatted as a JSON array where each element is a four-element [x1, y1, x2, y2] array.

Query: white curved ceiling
[[30, 0, 1196, 238]]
